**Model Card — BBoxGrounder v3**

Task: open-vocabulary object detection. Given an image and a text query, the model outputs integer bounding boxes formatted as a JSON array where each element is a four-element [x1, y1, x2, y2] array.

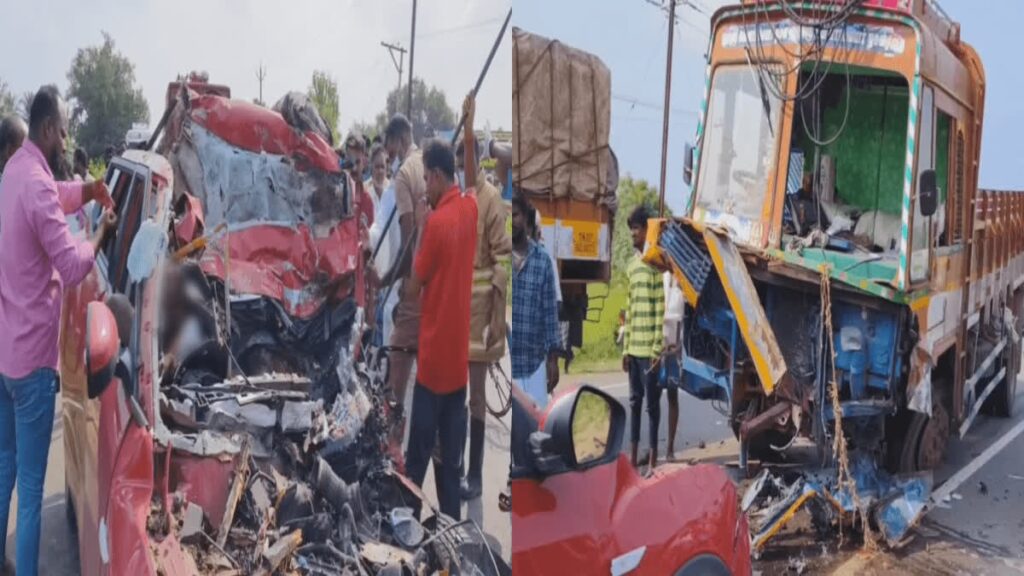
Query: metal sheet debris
[[745, 454, 933, 550]]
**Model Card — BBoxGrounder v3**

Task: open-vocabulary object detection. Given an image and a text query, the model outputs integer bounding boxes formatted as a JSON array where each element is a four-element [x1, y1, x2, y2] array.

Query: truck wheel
[[890, 393, 950, 473], [985, 340, 1019, 418]]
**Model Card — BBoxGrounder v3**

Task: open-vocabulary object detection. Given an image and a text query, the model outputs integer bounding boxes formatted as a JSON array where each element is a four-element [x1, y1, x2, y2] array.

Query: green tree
[[0, 79, 16, 118], [17, 91, 34, 120], [308, 70, 340, 145], [374, 78, 455, 144], [66, 32, 150, 158]]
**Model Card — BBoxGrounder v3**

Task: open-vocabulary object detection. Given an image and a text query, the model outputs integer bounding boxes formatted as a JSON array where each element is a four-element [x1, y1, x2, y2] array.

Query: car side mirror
[[531, 385, 626, 476], [86, 301, 120, 399], [683, 142, 695, 187], [919, 169, 938, 217]]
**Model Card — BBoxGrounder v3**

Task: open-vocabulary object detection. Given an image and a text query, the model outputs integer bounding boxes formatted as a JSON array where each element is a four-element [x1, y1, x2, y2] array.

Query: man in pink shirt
[[0, 85, 116, 576]]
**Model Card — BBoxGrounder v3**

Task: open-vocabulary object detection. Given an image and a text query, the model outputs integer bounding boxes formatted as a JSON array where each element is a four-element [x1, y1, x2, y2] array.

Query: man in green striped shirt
[[622, 205, 665, 469]]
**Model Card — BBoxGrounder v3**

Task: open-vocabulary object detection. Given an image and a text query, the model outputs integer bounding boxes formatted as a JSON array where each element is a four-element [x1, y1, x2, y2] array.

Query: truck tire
[[674, 554, 733, 576], [888, 387, 950, 473], [985, 339, 1019, 418], [986, 288, 1024, 417]]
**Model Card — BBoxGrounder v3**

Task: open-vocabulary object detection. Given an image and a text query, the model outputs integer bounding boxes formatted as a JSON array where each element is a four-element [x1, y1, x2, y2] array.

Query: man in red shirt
[[404, 134, 478, 520]]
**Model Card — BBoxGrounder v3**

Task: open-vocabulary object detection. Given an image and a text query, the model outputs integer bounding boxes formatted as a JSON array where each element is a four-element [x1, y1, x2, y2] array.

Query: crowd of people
[[332, 92, 518, 521], [507, 198, 688, 478]]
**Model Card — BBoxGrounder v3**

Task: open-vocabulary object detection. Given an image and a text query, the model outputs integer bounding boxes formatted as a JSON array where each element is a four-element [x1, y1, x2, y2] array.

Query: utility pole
[[658, 0, 677, 217], [407, 0, 418, 120], [381, 41, 407, 95], [256, 63, 268, 105]]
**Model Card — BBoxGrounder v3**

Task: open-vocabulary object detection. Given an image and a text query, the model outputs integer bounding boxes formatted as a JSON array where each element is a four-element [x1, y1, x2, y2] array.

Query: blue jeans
[[404, 384, 466, 520], [0, 369, 58, 576]]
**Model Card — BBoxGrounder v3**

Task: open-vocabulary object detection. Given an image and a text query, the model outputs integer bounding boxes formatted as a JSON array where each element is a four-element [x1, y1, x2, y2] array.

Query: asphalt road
[[4, 359, 512, 575], [560, 370, 1024, 575]]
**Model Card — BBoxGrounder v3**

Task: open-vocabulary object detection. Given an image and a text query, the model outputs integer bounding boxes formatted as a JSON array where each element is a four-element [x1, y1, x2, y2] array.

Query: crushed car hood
[[168, 92, 362, 319]]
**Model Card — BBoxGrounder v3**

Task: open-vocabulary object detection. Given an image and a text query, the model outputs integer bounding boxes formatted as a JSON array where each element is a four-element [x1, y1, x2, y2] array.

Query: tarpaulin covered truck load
[[512, 27, 620, 352], [644, 0, 1022, 550], [62, 82, 506, 575]]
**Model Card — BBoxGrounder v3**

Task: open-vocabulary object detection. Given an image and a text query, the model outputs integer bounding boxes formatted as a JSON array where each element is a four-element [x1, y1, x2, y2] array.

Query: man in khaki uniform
[[456, 96, 511, 500], [381, 114, 427, 446]]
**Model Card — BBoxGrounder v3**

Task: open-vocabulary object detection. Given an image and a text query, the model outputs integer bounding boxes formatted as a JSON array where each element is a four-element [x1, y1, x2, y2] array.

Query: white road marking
[[930, 416, 1024, 510]]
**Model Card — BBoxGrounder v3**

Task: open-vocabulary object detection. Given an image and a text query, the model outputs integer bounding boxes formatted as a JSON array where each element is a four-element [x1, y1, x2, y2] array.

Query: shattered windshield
[[695, 65, 782, 224]]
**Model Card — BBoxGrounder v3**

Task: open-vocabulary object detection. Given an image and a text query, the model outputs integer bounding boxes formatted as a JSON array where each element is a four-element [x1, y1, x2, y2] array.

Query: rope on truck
[[819, 265, 877, 549]]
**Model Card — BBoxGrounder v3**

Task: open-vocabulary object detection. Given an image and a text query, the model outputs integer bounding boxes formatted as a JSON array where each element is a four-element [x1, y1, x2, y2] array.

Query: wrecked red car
[[61, 82, 504, 575], [511, 386, 752, 575]]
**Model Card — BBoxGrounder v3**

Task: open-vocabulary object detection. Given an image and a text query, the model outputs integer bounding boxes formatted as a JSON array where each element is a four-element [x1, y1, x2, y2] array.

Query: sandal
[[498, 481, 512, 512]]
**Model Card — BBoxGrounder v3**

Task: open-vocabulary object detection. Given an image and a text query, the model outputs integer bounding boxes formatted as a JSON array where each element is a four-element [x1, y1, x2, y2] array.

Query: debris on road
[[743, 454, 932, 551]]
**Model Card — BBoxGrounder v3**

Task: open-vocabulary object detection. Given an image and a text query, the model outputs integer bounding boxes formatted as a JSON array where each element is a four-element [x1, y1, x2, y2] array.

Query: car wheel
[[674, 554, 732, 576]]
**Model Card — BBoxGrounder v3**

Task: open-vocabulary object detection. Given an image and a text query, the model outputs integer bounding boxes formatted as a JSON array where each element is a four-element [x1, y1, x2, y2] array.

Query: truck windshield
[[695, 65, 782, 224]]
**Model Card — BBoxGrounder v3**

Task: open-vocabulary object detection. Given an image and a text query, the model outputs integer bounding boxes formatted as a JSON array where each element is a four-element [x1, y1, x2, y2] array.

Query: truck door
[[910, 86, 936, 284]]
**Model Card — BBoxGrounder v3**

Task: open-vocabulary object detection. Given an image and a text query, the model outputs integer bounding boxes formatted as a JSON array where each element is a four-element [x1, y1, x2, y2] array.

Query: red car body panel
[[105, 423, 155, 575], [189, 94, 341, 174], [60, 262, 105, 575], [512, 455, 751, 575], [159, 455, 235, 528], [199, 220, 364, 319]]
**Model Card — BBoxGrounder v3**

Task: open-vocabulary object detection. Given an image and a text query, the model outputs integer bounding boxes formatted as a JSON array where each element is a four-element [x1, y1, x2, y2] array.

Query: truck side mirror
[[683, 142, 695, 187], [86, 301, 121, 399], [528, 385, 626, 477], [919, 169, 938, 217]]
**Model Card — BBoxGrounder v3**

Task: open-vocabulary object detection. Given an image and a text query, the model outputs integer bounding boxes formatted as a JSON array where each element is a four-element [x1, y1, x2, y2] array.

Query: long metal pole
[[449, 7, 512, 146], [407, 0, 417, 120], [658, 0, 677, 217], [371, 6, 513, 324]]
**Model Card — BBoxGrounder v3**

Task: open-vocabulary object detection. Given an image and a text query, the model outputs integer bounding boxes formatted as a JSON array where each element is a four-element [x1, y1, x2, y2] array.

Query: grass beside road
[[572, 282, 627, 374]]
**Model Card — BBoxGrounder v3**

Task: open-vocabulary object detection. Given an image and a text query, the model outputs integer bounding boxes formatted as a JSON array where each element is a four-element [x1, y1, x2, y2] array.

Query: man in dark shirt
[[404, 138, 478, 520], [511, 195, 560, 409]]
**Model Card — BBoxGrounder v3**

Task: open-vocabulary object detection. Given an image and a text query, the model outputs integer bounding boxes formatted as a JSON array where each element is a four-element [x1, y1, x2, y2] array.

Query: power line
[[417, 17, 504, 40], [613, 94, 696, 116], [682, 0, 709, 17], [642, 0, 709, 42]]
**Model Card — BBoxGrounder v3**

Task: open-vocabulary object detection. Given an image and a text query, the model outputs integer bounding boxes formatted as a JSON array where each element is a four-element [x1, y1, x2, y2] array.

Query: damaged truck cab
[[649, 0, 1022, 479]]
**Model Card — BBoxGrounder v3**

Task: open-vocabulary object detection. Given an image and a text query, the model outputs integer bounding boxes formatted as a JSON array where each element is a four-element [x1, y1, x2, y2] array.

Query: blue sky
[[514, 0, 1023, 213]]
